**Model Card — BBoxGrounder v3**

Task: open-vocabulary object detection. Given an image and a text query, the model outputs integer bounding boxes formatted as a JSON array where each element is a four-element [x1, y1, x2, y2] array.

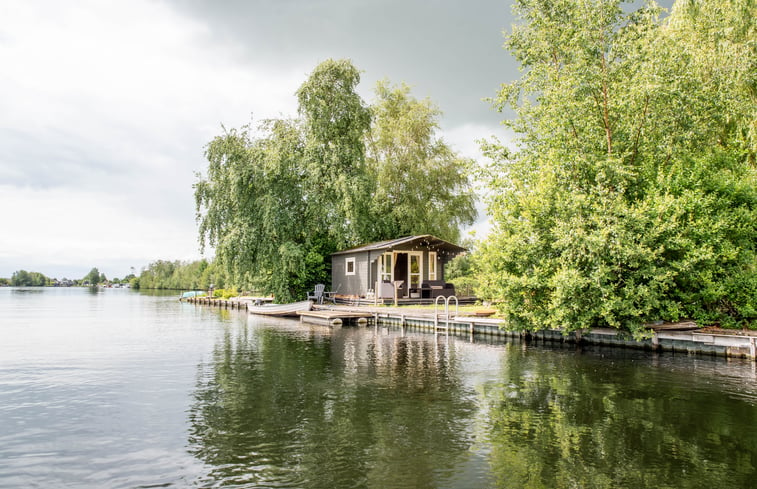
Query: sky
[[0, 0, 520, 280]]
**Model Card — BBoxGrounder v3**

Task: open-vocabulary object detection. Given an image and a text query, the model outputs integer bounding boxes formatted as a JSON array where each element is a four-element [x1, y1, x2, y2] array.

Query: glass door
[[409, 252, 422, 291]]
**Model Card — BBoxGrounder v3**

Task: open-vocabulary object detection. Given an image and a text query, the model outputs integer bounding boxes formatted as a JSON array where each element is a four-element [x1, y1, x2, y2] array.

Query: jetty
[[299, 310, 374, 326], [183, 295, 757, 361]]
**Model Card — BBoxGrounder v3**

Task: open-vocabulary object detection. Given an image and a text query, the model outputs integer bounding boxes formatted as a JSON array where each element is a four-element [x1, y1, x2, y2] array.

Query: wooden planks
[[299, 310, 374, 326]]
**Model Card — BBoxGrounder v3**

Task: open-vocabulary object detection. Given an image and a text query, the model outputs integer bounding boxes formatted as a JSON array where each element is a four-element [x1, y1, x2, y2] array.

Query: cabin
[[330, 235, 465, 300]]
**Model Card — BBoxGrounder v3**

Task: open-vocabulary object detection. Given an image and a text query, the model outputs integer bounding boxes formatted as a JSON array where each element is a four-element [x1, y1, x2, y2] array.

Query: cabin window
[[380, 253, 392, 282], [428, 252, 437, 280], [345, 257, 356, 275]]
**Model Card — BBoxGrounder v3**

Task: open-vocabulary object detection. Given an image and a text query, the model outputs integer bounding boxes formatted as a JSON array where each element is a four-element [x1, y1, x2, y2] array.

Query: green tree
[[196, 59, 476, 301], [297, 58, 373, 247], [83, 267, 102, 285], [137, 259, 222, 290], [478, 0, 757, 335], [11, 270, 31, 286], [366, 81, 476, 243], [196, 118, 323, 300], [10, 270, 49, 286]]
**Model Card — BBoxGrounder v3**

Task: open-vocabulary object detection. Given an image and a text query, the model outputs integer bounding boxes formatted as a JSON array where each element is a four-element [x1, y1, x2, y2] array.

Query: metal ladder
[[434, 295, 458, 334]]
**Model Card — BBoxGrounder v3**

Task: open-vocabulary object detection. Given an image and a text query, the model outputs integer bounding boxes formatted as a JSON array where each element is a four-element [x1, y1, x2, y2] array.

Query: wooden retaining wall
[[183, 298, 757, 361]]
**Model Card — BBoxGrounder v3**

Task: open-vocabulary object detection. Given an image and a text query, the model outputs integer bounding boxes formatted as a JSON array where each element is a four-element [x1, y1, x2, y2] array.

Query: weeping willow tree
[[195, 59, 476, 301], [477, 0, 757, 335]]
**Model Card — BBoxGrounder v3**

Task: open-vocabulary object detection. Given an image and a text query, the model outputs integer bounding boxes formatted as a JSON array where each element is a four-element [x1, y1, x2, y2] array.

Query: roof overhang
[[331, 235, 466, 256]]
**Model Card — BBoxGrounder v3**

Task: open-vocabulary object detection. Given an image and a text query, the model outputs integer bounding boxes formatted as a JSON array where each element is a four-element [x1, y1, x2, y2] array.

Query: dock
[[183, 296, 757, 361], [299, 310, 374, 326]]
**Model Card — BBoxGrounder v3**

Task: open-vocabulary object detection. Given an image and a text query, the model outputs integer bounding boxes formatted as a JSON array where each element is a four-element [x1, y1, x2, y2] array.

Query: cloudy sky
[[0, 0, 518, 280]]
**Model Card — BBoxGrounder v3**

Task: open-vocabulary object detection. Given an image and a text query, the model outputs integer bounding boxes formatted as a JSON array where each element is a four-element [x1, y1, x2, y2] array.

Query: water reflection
[[9, 287, 45, 294], [3, 288, 757, 488], [188, 320, 478, 488], [479, 347, 757, 488]]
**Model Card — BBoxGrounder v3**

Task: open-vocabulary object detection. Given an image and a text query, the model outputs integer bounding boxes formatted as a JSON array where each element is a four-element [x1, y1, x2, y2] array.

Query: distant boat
[[247, 300, 313, 317]]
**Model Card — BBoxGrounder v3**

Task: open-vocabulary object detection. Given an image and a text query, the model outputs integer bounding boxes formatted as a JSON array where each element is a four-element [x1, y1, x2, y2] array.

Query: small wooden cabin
[[330, 235, 465, 300]]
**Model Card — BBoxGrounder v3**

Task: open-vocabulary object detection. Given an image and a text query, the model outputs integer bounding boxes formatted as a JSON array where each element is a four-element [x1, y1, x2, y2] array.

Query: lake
[[1, 287, 756, 488]]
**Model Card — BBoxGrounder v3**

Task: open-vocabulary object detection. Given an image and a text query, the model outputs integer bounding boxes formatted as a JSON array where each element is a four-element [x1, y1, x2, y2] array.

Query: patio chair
[[307, 283, 325, 304]]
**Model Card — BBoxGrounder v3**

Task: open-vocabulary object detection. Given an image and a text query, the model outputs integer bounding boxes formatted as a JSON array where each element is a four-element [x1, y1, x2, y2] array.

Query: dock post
[[750, 337, 756, 361]]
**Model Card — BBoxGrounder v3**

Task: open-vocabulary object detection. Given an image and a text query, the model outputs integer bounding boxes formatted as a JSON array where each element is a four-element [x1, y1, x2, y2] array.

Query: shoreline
[[185, 296, 757, 362]]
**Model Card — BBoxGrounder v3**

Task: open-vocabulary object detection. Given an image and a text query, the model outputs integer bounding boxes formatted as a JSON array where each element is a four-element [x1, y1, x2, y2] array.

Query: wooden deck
[[299, 310, 374, 326]]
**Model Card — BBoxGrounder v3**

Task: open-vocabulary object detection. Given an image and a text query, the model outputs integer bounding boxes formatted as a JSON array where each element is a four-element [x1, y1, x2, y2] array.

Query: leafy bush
[[477, 0, 757, 335]]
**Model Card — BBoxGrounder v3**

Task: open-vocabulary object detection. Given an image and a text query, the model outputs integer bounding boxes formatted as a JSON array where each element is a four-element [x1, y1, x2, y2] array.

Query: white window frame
[[428, 252, 437, 280], [345, 257, 356, 276], [379, 253, 392, 282], [408, 251, 423, 289]]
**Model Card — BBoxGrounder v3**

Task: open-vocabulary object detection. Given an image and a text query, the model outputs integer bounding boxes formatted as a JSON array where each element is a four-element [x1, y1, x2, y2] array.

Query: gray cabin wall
[[331, 252, 369, 296]]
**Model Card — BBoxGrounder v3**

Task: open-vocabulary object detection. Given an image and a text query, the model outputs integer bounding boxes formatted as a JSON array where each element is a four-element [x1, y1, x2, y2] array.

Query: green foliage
[[138, 259, 222, 290], [0, 278, 9, 286], [10, 270, 50, 286], [82, 267, 102, 285], [479, 0, 757, 334], [212, 288, 239, 299], [195, 59, 476, 302], [195, 117, 330, 301], [445, 253, 474, 281], [366, 81, 476, 243], [297, 59, 373, 246], [444, 253, 479, 298]]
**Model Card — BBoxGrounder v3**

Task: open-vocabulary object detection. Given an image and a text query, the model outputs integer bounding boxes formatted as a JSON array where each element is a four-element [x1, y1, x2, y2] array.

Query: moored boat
[[247, 300, 313, 317]]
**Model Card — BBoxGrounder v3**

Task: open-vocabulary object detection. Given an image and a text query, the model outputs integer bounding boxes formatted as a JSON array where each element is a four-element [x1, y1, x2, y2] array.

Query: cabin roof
[[331, 235, 465, 256]]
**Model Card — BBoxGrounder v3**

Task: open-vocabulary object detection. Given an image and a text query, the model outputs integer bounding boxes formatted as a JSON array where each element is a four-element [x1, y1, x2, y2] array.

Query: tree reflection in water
[[188, 319, 757, 488], [188, 321, 478, 488], [478, 347, 757, 489]]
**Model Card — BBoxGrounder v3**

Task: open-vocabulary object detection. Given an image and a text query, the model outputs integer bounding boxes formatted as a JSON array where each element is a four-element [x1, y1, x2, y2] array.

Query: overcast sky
[[0, 0, 519, 280]]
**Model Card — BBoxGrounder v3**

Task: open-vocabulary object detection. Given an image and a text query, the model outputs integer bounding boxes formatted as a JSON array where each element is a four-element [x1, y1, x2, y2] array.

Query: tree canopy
[[477, 0, 757, 334], [10, 270, 50, 286], [195, 59, 476, 301], [82, 267, 105, 285], [366, 81, 477, 241], [136, 259, 220, 290]]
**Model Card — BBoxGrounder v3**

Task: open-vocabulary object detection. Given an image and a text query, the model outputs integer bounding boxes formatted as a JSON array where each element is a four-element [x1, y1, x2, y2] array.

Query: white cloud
[[0, 0, 517, 277], [443, 122, 515, 241], [0, 0, 306, 277], [0, 185, 198, 278]]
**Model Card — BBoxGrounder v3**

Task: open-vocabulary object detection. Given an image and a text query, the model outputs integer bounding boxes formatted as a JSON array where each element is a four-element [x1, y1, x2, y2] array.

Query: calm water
[[1, 287, 756, 488]]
